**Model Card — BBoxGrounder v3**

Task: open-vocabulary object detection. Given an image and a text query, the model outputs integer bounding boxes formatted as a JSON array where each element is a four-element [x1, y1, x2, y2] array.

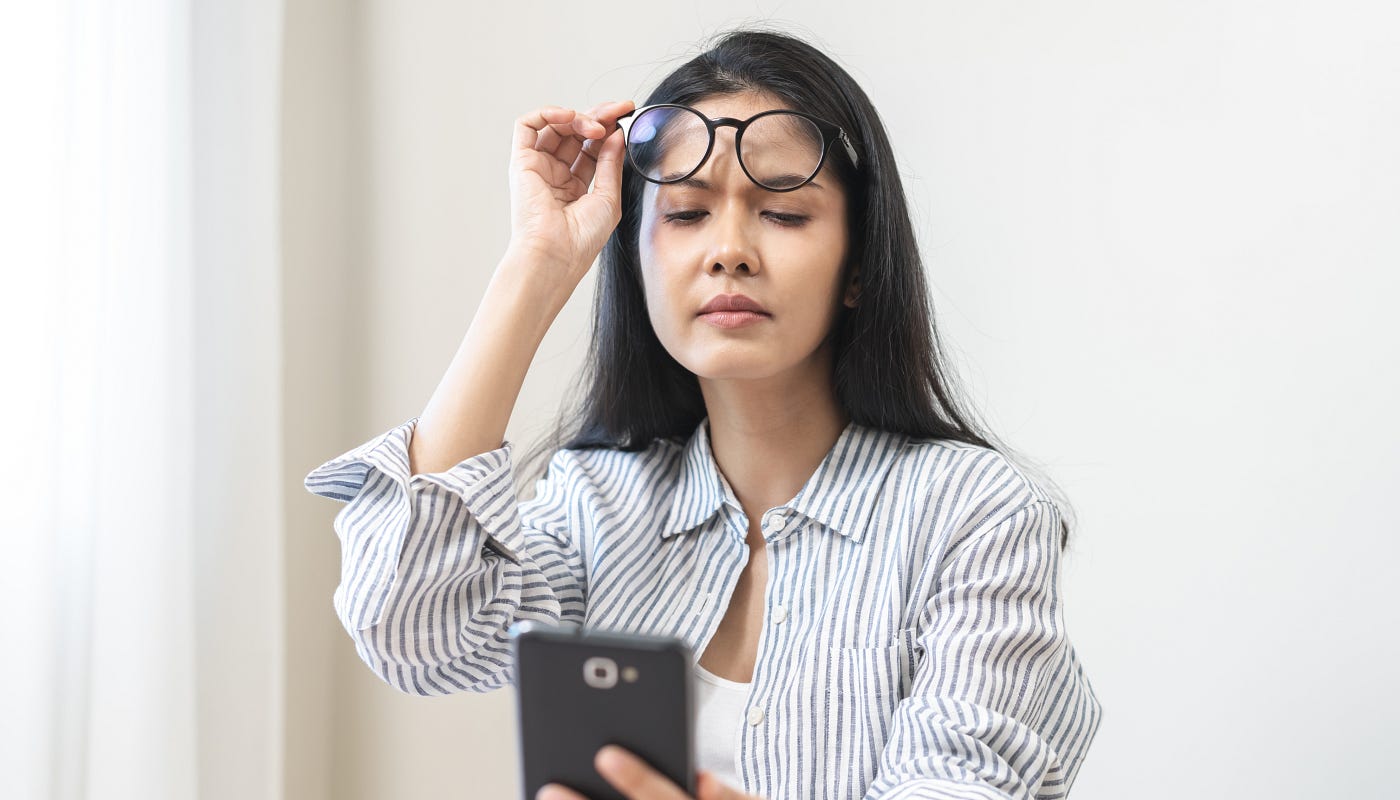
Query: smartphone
[[509, 620, 696, 800]]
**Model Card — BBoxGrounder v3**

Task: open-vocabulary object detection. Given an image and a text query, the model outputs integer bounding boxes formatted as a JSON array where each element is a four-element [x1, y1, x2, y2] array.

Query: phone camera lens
[[582, 656, 618, 689]]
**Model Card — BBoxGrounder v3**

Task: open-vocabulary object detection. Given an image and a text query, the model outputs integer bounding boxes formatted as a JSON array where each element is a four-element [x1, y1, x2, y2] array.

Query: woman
[[305, 27, 1102, 800]]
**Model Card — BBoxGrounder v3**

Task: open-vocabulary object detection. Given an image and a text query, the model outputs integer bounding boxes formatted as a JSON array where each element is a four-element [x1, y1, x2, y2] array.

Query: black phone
[[509, 621, 696, 800]]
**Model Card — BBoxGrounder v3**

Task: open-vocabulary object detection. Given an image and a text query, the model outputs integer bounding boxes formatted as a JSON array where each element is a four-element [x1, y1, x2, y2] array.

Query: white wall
[[282, 1, 358, 797], [288, 2, 1400, 797]]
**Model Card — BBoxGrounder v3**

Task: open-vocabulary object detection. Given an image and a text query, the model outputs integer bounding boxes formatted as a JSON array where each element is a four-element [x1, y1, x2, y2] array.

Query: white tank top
[[692, 661, 750, 791]]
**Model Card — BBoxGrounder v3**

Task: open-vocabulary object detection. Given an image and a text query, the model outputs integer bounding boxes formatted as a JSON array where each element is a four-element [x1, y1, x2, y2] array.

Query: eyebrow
[[660, 175, 824, 192]]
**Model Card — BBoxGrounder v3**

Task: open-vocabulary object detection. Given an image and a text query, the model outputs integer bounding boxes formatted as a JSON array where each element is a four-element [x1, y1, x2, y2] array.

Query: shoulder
[[898, 435, 1055, 501], [861, 434, 1069, 582], [882, 433, 1061, 535]]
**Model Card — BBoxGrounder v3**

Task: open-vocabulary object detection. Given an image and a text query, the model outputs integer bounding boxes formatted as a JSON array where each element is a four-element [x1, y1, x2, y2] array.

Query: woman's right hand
[[506, 100, 635, 297]]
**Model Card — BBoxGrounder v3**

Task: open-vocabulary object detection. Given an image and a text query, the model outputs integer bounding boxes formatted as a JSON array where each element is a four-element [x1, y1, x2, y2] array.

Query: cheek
[[637, 259, 685, 341], [637, 220, 676, 315], [778, 264, 848, 348], [788, 287, 839, 342]]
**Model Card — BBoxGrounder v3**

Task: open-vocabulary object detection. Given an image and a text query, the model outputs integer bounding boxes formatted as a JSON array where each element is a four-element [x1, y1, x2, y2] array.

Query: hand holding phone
[[539, 743, 760, 800], [510, 621, 696, 800]]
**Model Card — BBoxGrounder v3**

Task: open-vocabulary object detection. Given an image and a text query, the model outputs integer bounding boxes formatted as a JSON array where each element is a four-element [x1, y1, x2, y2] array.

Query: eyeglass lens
[[626, 106, 826, 191]]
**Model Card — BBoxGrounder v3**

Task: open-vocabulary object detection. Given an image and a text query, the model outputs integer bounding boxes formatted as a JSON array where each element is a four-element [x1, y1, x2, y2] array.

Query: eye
[[765, 212, 809, 227], [661, 210, 810, 227], [664, 210, 706, 225]]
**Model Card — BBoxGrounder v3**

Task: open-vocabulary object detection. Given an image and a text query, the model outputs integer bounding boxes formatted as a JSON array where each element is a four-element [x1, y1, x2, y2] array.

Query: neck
[[698, 353, 850, 519]]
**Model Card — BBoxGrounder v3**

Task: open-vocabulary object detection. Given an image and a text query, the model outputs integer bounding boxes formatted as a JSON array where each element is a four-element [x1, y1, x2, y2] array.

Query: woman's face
[[637, 91, 856, 384]]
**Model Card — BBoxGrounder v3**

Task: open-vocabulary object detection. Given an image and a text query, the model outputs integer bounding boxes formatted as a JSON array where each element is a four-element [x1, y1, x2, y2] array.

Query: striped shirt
[[304, 415, 1103, 799]]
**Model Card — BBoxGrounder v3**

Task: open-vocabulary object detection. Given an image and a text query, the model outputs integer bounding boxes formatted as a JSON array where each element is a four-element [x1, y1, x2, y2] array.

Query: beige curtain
[[0, 2, 285, 798]]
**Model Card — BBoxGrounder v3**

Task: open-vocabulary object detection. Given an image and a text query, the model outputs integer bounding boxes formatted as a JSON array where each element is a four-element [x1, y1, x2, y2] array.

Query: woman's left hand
[[535, 744, 764, 800]]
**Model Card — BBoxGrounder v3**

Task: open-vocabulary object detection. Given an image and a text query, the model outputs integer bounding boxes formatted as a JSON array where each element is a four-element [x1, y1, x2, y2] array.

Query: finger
[[568, 139, 600, 187], [512, 106, 577, 153], [572, 112, 608, 137], [538, 110, 612, 166], [511, 108, 598, 167], [568, 129, 618, 197], [535, 783, 589, 800], [567, 101, 635, 184], [595, 745, 690, 800], [554, 112, 606, 149], [517, 101, 633, 163], [695, 768, 750, 800], [534, 125, 569, 157], [554, 117, 605, 168], [588, 128, 627, 210], [585, 99, 638, 134]]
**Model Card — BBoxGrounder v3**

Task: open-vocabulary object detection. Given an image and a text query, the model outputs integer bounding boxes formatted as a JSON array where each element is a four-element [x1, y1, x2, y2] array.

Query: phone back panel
[[511, 623, 695, 800]]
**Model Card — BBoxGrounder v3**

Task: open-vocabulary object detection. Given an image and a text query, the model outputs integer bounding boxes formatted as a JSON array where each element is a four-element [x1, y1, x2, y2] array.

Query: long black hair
[[522, 24, 1074, 548]]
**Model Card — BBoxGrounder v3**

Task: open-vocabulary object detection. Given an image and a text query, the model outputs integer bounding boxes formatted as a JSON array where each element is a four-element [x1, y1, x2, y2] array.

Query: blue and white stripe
[[305, 416, 1102, 799]]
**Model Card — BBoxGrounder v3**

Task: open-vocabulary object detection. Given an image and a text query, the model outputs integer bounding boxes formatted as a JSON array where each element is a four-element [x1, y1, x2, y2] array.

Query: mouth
[[697, 310, 770, 329]]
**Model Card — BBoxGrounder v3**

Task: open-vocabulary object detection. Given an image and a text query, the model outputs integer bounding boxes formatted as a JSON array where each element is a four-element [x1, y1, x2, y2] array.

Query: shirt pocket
[[826, 626, 916, 702]]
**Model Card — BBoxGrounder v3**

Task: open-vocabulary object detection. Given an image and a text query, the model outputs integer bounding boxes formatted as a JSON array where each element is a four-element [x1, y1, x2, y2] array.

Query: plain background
[[284, 1, 1400, 798]]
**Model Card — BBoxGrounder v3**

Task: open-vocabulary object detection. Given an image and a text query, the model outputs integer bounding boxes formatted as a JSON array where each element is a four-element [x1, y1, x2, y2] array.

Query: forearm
[[409, 248, 568, 475]]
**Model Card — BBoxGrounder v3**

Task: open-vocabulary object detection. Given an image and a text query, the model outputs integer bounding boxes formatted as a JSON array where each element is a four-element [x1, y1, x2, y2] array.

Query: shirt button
[[747, 706, 765, 726], [770, 514, 787, 532], [771, 605, 788, 624]]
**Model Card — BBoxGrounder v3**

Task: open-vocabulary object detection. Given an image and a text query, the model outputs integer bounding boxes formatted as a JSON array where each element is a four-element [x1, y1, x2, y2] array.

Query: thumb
[[590, 127, 626, 215]]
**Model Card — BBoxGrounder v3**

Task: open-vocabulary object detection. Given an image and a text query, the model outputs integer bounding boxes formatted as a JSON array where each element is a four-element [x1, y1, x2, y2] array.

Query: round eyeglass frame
[[614, 103, 862, 193]]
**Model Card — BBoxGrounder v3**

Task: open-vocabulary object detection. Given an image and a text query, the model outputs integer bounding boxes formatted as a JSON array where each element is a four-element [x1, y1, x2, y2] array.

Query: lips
[[697, 293, 770, 316], [697, 294, 770, 330]]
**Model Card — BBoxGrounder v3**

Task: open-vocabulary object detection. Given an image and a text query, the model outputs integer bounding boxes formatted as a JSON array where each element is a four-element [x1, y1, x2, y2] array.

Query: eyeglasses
[[615, 103, 861, 193]]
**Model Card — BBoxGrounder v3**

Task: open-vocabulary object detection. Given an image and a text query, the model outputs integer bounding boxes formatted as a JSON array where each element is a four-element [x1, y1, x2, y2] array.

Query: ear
[[843, 267, 862, 308]]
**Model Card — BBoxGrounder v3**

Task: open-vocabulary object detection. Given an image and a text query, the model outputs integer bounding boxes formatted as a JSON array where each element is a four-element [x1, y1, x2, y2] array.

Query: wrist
[[482, 256, 568, 338]]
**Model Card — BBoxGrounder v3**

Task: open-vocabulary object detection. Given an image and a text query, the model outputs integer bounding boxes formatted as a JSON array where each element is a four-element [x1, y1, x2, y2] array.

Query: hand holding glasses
[[506, 100, 635, 299]]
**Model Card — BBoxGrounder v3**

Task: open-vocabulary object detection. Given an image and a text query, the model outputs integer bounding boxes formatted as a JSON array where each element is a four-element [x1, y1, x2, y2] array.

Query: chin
[[676, 348, 793, 381]]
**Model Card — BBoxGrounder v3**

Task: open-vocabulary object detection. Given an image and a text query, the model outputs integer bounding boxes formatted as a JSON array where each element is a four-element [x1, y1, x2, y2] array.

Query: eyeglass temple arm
[[837, 129, 860, 170]]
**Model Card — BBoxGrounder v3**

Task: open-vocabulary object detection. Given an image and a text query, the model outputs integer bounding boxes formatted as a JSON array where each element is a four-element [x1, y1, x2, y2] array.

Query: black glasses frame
[[615, 103, 861, 193]]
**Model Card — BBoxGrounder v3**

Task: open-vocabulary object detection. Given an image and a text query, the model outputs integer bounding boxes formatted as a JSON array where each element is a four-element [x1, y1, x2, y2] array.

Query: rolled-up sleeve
[[864, 500, 1102, 800], [303, 417, 587, 697]]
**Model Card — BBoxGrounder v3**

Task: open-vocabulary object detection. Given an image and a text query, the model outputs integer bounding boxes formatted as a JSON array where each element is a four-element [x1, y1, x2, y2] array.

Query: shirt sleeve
[[302, 417, 588, 696], [863, 500, 1103, 800]]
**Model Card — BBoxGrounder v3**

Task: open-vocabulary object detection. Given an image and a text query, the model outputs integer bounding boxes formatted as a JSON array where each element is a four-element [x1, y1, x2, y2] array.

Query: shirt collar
[[661, 416, 907, 544]]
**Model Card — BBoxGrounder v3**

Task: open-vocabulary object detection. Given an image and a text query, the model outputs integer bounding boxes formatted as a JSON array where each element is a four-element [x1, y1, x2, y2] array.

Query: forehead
[[688, 90, 793, 121]]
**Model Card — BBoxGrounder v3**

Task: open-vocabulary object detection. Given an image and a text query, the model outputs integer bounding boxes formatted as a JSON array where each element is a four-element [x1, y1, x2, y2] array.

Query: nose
[[700, 134, 760, 276], [703, 200, 761, 276], [710, 123, 739, 164]]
